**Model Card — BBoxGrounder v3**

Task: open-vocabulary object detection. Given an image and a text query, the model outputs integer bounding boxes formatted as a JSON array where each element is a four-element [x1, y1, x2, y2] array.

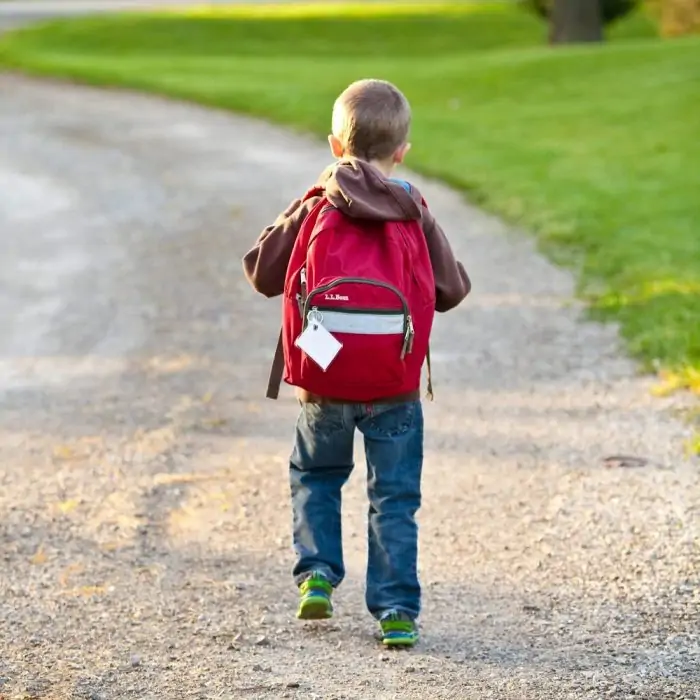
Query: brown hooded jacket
[[242, 159, 471, 402]]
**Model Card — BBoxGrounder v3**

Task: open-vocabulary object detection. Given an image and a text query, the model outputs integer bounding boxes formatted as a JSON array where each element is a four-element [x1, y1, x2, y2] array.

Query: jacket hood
[[319, 158, 422, 222]]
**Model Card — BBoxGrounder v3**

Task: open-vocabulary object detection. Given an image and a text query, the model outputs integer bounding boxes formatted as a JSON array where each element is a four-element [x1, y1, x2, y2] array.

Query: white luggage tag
[[295, 309, 342, 371]]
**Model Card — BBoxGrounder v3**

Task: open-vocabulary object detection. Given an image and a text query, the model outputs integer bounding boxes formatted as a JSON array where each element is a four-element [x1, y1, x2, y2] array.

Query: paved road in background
[[0, 0, 251, 15], [0, 0, 287, 27]]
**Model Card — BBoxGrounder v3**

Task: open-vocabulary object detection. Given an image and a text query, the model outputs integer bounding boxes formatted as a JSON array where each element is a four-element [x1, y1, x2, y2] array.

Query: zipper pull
[[299, 267, 308, 305], [400, 316, 415, 360], [307, 306, 323, 329]]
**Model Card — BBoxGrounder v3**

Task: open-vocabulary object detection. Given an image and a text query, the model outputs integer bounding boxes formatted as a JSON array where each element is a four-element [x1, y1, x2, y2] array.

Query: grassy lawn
[[1, 2, 698, 390]]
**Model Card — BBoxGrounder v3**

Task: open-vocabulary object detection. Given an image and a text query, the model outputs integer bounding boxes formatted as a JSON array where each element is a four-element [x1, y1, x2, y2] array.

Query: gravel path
[[0, 73, 698, 700]]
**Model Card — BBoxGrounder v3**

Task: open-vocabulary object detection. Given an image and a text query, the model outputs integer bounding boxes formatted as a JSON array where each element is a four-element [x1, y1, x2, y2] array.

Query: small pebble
[[130, 654, 142, 668]]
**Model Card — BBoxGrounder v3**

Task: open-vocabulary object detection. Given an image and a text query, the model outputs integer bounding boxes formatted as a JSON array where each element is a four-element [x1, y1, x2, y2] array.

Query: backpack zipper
[[303, 277, 415, 358], [305, 277, 409, 318], [310, 305, 401, 315], [296, 267, 308, 316]]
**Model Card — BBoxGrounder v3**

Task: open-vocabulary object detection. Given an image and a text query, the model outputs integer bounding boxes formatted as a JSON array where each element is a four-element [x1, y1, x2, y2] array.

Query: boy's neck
[[342, 155, 395, 178], [368, 159, 395, 178]]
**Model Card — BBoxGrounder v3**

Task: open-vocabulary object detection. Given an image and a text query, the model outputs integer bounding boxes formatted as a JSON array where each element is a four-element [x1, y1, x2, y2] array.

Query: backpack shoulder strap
[[266, 190, 328, 400], [266, 329, 285, 400], [418, 195, 435, 401]]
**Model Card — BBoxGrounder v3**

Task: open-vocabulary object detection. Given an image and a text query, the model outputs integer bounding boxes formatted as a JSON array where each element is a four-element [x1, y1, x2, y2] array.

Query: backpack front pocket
[[296, 277, 416, 401], [299, 306, 409, 399]]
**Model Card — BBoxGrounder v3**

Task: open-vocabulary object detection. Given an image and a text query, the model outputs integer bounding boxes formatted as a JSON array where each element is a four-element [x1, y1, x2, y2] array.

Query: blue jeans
[[290, 400, 423, 620]]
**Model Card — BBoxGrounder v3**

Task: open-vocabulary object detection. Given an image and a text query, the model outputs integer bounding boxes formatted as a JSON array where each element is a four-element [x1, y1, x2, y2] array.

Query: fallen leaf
[[685, 433, 700, 456], [31, 546, 47, 565], [201, 417, 227, 428], [652, 367, 700, 397], [57, 499, 80, 514], [52, 444, 76, 461], [99, 541, 122, 552]]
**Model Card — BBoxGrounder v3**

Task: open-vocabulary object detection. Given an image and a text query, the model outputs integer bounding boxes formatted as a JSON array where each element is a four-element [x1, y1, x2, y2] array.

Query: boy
[[243, 79, 470, 646]]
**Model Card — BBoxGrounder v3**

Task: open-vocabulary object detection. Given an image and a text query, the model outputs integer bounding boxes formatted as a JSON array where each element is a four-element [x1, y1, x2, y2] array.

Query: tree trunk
[[550, 0, 604, 44]]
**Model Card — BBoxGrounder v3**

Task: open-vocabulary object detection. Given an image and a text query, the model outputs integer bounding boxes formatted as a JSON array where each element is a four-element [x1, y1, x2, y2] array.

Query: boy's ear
[[328, 134, 344, 159], [393, 142, 411, 164]]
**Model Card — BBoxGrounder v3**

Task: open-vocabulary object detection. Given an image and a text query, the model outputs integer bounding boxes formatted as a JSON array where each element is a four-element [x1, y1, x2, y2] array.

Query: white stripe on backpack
[[319, 311, 404, 335]]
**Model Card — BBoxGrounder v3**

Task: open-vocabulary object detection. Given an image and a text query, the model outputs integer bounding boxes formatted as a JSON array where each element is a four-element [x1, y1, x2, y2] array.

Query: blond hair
[[332, 79, 411, 162]]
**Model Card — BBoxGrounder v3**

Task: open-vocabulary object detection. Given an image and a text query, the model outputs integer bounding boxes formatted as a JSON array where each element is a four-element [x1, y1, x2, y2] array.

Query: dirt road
[[0, 72, 698, 700]]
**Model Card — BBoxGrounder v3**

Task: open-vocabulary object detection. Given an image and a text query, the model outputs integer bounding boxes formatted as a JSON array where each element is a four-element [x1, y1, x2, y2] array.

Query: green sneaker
[[296, 572, 333, 620], [379, 610, 419, 647]]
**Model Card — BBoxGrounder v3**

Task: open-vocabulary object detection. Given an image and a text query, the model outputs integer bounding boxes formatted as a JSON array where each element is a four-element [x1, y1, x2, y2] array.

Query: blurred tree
[[523, 0, 638, 42], [650, 0, 700, 36], [551, 0, 603, 42]]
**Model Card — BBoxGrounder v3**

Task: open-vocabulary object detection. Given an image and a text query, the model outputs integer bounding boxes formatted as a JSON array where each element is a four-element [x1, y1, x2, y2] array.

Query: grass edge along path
[[0, 3, 698, 448]]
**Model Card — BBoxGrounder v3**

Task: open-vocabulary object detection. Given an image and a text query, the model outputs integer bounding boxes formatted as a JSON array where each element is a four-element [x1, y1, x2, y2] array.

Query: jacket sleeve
[[242, 194, 321, 298], [421, 206, 471, 312]]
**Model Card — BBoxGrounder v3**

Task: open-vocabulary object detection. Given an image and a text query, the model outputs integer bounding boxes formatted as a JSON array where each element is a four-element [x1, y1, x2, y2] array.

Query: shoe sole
[[297, 597, 333, 620], [382, 635, 418, 648]]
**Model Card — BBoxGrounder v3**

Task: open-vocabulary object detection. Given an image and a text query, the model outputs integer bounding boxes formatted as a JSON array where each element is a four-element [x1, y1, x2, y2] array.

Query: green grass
[[1, 1, 698, 377]]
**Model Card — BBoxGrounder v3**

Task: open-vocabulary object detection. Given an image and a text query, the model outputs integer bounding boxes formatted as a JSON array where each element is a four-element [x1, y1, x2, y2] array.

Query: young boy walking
[[243, 79, 470, 646]]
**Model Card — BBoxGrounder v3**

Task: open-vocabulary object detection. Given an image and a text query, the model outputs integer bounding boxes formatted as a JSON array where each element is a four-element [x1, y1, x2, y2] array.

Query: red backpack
[[266, 186, 436, 402]]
